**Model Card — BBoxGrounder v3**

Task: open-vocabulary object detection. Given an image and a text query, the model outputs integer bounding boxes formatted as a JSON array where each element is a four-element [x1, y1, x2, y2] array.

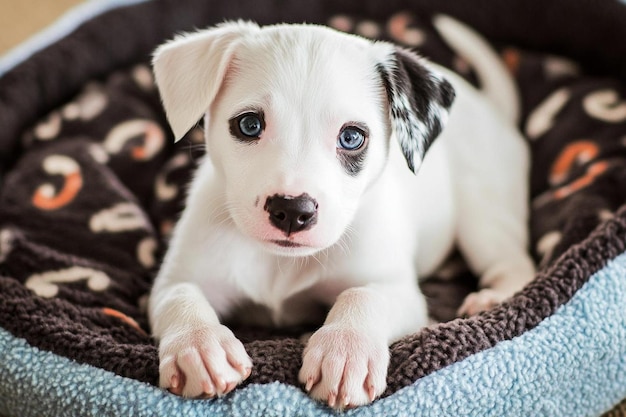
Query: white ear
[[152, 21, 260, 141]]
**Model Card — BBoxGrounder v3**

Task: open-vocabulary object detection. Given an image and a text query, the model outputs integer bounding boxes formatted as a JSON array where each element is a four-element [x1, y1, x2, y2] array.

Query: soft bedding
[[0, 0, 625, 416]]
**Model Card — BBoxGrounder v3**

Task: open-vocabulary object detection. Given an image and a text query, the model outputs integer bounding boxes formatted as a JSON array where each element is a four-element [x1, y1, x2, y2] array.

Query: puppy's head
[[153, 22, 454, 256]]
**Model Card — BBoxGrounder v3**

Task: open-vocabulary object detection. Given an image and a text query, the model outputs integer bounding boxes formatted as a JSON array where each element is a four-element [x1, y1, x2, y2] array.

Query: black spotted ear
[[377, 47, 455, 173]]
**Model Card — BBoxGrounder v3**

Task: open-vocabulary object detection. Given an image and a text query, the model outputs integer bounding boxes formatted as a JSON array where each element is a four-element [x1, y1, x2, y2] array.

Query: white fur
[[148, 18, 535, 408]]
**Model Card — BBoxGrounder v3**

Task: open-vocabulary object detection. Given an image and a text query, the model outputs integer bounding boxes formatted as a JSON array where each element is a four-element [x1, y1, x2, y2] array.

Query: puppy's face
[[206, 27, 390, 256], [153, 23, 454, 256]]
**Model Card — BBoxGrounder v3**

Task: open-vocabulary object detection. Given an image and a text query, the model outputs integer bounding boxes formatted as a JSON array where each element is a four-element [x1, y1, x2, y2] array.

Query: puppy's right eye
[[230, 112, 265, 141]]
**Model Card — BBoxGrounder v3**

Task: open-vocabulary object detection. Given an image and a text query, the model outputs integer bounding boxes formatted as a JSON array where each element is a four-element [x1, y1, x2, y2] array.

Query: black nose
[[264, 194, 318, 235]]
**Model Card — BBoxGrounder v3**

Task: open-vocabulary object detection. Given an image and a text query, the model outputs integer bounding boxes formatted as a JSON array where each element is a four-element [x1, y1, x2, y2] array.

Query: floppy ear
[[152, 21, 260, 141], [377, 46, 455, 173]]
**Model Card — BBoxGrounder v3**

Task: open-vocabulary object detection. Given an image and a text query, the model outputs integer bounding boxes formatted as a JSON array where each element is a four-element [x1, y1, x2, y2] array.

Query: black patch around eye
[[337, 143, 369, 176], [336, 123, 369, 176]]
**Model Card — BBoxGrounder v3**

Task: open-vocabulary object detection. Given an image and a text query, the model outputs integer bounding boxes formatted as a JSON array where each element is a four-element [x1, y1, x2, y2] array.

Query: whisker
[[311, 253, 326, 271]]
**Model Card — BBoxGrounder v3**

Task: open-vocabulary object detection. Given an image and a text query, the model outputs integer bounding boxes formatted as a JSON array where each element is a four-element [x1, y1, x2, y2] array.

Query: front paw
[[158, 324, 252, 398], [299, 325, 389, 409]]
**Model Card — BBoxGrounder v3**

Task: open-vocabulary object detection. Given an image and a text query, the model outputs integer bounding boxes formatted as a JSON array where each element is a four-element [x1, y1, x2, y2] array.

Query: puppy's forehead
[[230, 26, 383, 109], [243, 25, 375, 66]]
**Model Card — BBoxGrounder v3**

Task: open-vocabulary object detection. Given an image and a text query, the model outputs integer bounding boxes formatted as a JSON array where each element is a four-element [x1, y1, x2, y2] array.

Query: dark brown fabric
[[603, 398, 626, 417], [0, 0, 625, 403]]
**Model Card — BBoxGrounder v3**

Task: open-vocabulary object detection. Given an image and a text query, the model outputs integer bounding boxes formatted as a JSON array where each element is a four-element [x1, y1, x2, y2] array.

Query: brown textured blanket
[[0, 0, 625, 408]]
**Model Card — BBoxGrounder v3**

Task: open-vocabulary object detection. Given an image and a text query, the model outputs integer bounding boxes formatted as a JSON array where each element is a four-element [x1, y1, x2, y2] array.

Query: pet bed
[[1, 0, 625, 416]]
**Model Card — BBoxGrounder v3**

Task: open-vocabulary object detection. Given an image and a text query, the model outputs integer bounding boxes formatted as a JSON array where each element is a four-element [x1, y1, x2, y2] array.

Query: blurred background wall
[[0, 0, 84, 55]]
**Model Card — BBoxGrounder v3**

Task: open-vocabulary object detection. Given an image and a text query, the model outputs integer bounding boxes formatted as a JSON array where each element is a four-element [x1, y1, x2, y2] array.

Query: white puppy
[[148, 16, 535, 409]]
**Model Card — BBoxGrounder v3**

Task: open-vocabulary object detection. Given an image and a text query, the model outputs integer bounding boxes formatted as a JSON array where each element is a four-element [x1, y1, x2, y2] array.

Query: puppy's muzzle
[[264, 194, 318, 236]]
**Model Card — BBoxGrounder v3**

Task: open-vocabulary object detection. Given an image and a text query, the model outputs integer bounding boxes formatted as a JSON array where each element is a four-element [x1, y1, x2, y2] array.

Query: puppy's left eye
[[337, 126, 366, 151], [230, 112, 264, 141]]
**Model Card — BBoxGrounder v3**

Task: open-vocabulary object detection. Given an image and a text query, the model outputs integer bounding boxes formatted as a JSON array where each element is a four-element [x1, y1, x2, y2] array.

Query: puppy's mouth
[[269, 239, 305, 248], [261, 238, 322, 257]]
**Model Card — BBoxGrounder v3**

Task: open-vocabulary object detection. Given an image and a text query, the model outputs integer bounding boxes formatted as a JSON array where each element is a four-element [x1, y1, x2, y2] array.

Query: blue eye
[[239, 114, 263, 137], [231, 112, 264, 140], [337, 127, 366, 151]]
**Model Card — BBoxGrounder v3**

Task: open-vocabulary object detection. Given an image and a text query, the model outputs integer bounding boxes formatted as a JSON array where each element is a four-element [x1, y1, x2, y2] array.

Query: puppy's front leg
[[299, 282, 427, 409], [149, 281, 252, 398]]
